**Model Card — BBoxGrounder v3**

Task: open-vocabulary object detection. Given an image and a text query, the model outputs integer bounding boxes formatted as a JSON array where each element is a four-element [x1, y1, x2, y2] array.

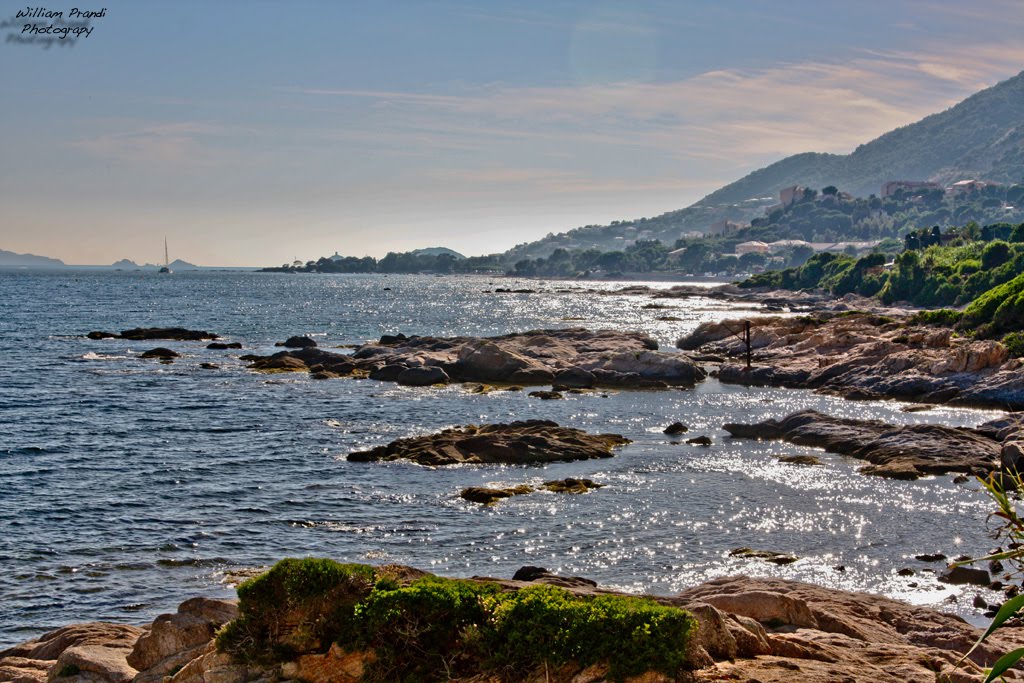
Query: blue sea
[[0, 269, 1006, 646]]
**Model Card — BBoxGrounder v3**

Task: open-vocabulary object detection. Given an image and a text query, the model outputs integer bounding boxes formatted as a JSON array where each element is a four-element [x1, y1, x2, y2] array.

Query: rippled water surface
[[0, 270, 1006, 646]]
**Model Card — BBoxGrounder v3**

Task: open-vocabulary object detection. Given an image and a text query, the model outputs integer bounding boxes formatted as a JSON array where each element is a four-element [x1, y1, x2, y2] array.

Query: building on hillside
[[946, 179, 996, 195], [328, 252, 345, 262], [705, 220, 747, 236], [809, 241, 882, 253], [736, 241, 771, 255], [880, 181, 941, 198], [765, 239, 811, 253], [779, 185, 805, 208]]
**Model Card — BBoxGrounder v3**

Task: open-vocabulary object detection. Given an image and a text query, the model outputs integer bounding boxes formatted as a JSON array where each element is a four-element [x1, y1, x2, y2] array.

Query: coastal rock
[[939, 566, 991, 587], [723, 409, 1000, 478], [779, 454, 822, 466], [679, 312, 1024, 409], [276, 336, 317, 348], [206, 342, 241, 350], [687, 435, 712, 446], [139, 348, 178, 359], [127, 598, 237, 683], [347, 328, 701, 389], [729, 547, 799, 565], [0, 623, 144, 683], [552, 367, 595, 389], [459, 485, 534, 505], [456, 340, 549, 382], [663, 422, 689, 435], [248, 353, 308, 373], [528, 390, 563, 400], [347, 420, 630, 466], [396, 366, 449, 386], [542, 478, 603, 493], [86, 331, 118, 340], [119, 328, 218, 341], [10, 568, 1024, 683], [676, 575, 1024, 682]]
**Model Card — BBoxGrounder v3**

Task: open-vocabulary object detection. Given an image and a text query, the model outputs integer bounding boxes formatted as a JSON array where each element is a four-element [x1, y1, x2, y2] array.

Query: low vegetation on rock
[[217, 558, 697, 683]]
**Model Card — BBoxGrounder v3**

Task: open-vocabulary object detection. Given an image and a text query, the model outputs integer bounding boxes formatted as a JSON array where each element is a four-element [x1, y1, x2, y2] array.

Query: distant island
[[110, 258, 200, 271], [0, 249, 66, 268]]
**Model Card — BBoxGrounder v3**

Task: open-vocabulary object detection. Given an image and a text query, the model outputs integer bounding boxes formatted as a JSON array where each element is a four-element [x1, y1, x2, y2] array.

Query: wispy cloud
[[72, 122, 225, 165], [298, 39, 1024, 180]]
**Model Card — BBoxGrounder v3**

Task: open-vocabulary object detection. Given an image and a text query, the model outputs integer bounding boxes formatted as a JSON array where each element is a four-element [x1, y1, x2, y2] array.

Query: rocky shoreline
[[243, 328, 705, 389], [722, 408, 1022, 480], [3, 562, 1022, 683], [677, 311, 1024, 409]]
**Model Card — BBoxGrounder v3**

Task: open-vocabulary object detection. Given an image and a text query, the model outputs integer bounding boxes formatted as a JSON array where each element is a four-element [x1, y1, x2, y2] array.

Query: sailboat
[[159, 238, 172, 274]]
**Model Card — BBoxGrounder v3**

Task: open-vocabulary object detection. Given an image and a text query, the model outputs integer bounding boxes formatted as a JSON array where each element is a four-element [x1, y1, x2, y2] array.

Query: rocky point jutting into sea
[[4, 559, 1024, 683], [4, 271, 1024, 682]]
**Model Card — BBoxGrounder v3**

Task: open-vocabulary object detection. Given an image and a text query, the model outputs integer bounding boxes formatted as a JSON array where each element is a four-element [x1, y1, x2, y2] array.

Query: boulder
[[128, 598, 237, 683], [552, 367, 595, 389], [1002, 440, 1024, 471], [140, 348, 178, 359], [939, 566, 991, 587], [663, 422, 689, 435], [368, 364, 409, 382], [459, 485, 533, 505], [276, 336, 317, 348], [396, 366, 449, 386], [0, 623, 145, 683], [528, 390, 563, 400], [542, 478, 603, 493], [206, 342, 241, 350]]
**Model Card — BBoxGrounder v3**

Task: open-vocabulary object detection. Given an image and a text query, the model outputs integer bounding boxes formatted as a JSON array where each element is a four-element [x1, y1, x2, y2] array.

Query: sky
[[1, 1, 1024, 266]]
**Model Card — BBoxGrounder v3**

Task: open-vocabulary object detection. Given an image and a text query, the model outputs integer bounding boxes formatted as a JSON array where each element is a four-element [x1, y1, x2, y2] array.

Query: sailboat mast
[[164, 238, 169, 268]]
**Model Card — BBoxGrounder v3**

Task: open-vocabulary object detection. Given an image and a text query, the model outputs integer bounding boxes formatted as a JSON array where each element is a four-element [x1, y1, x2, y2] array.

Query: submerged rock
[[120, 328, 218, 341], [724, 409, 1000, 479], [206, 342, 242, 350], [140, 347, 179, 359], [347, 420, 630, 466], [729, 547, 799, 565], [542, 478, 603, 493], [459, 485, 533, 505]]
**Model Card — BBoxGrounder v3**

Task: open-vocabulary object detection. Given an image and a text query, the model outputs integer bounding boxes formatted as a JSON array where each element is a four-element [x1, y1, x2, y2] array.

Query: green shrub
[[1002, 332, 1024, 357], [909, 309, 962, 326], [355, 577, 498, 682], [218, 560, 697, 682], [217, 558, 375, 663], [487, 585, 696, 682], [962, 272, 1024, 337]]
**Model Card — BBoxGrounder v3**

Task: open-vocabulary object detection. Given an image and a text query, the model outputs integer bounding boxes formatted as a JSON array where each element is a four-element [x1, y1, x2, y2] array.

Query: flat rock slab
[[723, 409, 999, 479], [87, 328, 219, 341], [348, 420, 630, 466]]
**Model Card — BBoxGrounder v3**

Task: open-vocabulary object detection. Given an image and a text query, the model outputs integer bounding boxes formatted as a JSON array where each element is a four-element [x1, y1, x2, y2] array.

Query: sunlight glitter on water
[[0, 271, 1012, 643]]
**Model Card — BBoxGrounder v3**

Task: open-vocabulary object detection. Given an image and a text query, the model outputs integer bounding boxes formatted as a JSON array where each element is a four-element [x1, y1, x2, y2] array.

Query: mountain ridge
[[502, 68, 1024, 261]]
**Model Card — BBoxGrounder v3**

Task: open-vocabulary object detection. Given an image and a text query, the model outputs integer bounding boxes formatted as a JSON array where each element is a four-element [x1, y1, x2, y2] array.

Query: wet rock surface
[[87, 328, 219, 341], [724, 408, 1003, 479], [347, 420, 630, 466], [459, 478, 603, 504], [678, 312, 1024, 409], [245, 328, 705, 389]]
